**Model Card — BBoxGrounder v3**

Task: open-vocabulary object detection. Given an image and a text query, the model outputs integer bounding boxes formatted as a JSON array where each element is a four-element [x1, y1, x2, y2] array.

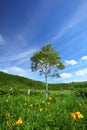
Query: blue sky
[[0, 0, 87, 83]]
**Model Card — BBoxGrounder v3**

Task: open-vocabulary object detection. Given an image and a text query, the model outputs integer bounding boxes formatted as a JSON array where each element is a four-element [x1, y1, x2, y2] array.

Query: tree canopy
[[30, 44, 65, 98]]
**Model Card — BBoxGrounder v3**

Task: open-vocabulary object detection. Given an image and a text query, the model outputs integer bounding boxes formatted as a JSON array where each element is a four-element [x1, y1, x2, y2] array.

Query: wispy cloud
[[0, 49, 36, 63], [0, 66, 27, 76], [9, 49, 35, 61], [65, 59, 77, 65], [0, 34, 6, 45], [50, 1, 87, 42]]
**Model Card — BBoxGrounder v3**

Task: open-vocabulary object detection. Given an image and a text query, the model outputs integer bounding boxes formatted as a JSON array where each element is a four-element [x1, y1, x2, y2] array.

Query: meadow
[[0, 72, 87, 130], [0, 89, 87, 130]]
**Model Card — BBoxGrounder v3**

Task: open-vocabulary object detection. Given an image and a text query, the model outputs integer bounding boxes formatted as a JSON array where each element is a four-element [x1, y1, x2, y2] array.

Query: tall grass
[[0, 89, 87, 130]]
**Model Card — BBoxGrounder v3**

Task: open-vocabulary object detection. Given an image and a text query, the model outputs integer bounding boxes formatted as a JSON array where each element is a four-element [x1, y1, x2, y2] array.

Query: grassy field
[[0, 89, 87, 130], [0, 72, 87, 130]]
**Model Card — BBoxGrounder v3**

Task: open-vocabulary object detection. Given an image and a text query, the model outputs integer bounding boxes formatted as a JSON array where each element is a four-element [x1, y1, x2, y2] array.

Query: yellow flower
[[6, 121, 10, 127], [71, 113, 76, 119], [76, 112, 83, 118], [6, 113, 11, 118], [48, 97, 52, 100], [24, 102, 27, 106], [71, 112, 83, 119], [42, 100, 45, 104], [39, 108, 43, 112], [47, 102, 50, 105], [15, 118, 23, 125], [30, 104, 33, 107], [78, 103, 81, 107]]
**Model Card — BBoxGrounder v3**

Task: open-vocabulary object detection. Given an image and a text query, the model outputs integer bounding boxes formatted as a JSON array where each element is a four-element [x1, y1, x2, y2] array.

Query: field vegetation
[[0, 72, 87, 130]]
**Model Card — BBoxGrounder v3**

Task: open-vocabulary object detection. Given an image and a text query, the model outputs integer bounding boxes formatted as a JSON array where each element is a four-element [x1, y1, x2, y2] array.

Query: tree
[[30, 44, 65, 98]]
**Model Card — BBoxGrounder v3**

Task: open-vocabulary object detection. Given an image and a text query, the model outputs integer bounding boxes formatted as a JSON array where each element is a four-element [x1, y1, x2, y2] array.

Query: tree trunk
[[45, 74, 48, 99]]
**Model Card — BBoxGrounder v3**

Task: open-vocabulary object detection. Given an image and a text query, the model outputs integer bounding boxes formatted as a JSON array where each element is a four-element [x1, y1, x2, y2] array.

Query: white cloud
[[65, 60, 77, 65], [0, 34, 6, 45], [60, 73, 72, 78], [81, 56, 87, 60], [76, 68, 87, 76]]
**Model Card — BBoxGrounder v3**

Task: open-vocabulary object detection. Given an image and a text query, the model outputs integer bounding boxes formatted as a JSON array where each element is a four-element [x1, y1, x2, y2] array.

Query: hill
[[0, 71, 87, 92], [0, 71, 45, 90]]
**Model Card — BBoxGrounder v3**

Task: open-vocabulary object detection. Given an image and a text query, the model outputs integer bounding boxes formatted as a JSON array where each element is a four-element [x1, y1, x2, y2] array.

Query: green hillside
[[0, 71, 45, 92], [0, 71, 87, 92]]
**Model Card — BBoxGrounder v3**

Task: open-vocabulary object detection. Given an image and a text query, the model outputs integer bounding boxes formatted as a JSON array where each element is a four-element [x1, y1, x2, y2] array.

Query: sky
[[0, 0, 87, 83]]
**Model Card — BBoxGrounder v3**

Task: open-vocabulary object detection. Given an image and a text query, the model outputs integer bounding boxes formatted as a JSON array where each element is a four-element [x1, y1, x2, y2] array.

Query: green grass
[[0, 90, 87, 130], [0, 72, 87, 129]]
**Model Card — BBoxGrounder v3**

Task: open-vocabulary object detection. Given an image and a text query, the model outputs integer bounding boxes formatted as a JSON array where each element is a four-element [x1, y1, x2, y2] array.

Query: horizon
[[0, 0, 87, 83], [1, 70, 87, 84]]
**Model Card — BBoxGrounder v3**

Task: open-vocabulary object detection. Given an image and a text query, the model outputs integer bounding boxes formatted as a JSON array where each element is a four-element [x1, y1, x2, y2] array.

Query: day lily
[[6, 121, 10, 127], [15, 118, 23, 125], [42, 100, 45, 104], [71, 111, 83, 119], [30, 104, 33, 107], [39, 108, 43, 112], [24, 102, 27, 106], [78, 103, 81, 107], [47, 102, 50, 105], [6, 113, 11, 118], [48, 97, 52, 100]]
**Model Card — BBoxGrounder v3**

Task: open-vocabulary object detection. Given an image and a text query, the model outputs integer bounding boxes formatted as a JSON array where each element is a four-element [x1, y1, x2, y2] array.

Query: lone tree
[[30, 44, 65, 98]]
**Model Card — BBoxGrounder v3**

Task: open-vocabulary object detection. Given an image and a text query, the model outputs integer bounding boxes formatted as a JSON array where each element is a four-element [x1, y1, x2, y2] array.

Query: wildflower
[[39, 108, 43, 112], [76, 112, 83, 118], [42, 100, 45, 104], [15, 118, 23, 125], [78, 103, 81, 107], [24, 102, 27, 106], [6, 99, 8, 102], [71, 113, 76, 119], [48, 97, 52, 100], [71, 112, 83, 120], [6, 113, 11, 118], [47, 102, 50, 105], [30, 104, 33, 107], [6, 121, 10, 127]]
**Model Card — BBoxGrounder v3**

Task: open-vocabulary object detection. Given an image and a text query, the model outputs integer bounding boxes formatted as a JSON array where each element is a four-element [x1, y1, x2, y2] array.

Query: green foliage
[[0, 91, 87, 130], [30, 44, 65, 98], [0, 72, 87, 129], [30, 44, 65, 77], [0, 71, 45, 92]]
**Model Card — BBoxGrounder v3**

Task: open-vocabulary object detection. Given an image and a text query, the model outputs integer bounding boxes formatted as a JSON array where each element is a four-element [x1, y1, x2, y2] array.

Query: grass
[[0, 72, 87, 129], [0, 89, 87, 130]]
